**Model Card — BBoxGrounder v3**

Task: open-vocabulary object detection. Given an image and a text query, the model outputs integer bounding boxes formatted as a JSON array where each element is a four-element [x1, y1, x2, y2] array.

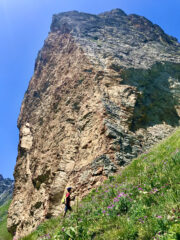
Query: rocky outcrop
[[8, 9, 180, 238], [0, 175, 13, 206]]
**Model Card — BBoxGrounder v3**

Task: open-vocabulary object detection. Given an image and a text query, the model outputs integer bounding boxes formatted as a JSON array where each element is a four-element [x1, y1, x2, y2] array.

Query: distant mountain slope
[[0, 175, 13, 240], [0, 175, 13, 206]]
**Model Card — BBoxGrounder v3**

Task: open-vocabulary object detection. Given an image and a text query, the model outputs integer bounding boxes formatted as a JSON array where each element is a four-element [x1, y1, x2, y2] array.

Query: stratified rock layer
[[8, 9, 180, 238]]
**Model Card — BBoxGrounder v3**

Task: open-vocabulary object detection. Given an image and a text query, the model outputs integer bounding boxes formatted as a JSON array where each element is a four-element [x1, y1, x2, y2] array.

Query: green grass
[[22, 128, 180, 240], [0, 200, 12, 240]]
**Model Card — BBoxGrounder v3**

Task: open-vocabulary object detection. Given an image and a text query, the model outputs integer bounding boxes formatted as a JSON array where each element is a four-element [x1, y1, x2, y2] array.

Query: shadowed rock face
[[8, 9, 180, 238]]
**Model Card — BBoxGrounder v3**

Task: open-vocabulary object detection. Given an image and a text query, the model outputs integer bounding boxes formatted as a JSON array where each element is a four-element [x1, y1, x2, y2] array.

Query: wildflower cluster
[[38, 234, 51, 240]]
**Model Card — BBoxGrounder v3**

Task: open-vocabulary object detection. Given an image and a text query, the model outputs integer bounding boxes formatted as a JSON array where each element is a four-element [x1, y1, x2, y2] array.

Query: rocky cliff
[[0, 174, 13, 206], [8, 9, 180, 238]]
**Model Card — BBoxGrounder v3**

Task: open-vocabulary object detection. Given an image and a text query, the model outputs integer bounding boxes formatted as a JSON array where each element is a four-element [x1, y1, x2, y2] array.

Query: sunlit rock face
[[8, 9, 180, 238]]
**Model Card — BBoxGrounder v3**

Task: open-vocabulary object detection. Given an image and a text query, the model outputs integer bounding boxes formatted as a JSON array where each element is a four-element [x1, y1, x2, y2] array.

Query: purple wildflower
[[118, 192, 126, 197], [114, 198, 119, 202], [138, 218, 144, 223]]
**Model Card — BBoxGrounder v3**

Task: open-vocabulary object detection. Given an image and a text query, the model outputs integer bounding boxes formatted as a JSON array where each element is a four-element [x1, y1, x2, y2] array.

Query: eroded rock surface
[[8, 9, 180, 238]]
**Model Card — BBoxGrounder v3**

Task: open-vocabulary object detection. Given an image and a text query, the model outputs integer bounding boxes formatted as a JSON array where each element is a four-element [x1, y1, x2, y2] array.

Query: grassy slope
[[0, 200, 12, 240], [23, 128, 180, 240]]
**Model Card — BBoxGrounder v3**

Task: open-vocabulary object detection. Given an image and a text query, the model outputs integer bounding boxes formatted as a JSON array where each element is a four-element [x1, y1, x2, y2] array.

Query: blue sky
[[0, 0, 180, 179]]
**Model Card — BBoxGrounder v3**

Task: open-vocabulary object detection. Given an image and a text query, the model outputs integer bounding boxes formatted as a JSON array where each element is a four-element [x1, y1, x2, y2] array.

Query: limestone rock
[[8, 9, 180, 238]]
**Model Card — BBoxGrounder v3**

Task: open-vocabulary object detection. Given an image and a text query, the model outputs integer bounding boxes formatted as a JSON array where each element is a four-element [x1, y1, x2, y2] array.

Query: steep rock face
[[8, 9, 180, 238]]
